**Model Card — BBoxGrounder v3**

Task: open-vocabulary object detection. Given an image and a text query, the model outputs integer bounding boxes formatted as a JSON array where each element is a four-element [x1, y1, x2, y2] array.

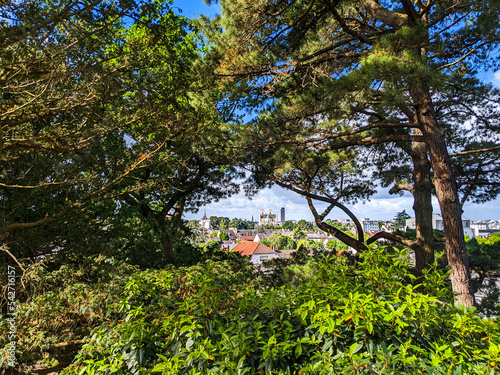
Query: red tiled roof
[[233, 241, 275, 257]]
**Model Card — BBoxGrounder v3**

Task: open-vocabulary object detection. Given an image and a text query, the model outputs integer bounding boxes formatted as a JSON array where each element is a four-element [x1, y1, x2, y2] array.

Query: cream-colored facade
[[259, 209, 278, 226]]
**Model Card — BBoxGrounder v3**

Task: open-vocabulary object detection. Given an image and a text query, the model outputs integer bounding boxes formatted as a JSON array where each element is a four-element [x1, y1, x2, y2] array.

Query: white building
[[406, 214, 474, 237], [200, 210, 211, 231], [360, 218, 380, 232], [232, 241, 280, 264], [471, 221, 488, 231], [259, 209, 278, 226], [338, 218, 352, 225]]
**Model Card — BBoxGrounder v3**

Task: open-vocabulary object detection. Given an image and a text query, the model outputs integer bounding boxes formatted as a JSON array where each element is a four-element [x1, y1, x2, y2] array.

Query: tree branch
[[0, 245, 26, 272], [269, 177, 365, 243], [389, 183, 415, 194], [366, 231, 416, 247], [450, 144, 500, 156], [306, 197, 368, 251], [0, 214, 52, 234], [309, 134, 424, 150], [360, 0, 408, 28]]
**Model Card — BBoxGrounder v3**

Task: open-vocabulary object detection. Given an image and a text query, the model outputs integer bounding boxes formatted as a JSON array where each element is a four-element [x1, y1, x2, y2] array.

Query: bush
[[5, 246, 496, 374]]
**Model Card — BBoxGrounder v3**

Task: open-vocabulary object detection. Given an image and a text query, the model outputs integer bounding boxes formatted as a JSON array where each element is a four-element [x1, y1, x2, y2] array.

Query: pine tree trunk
[[408, 83, 475, 307], [161, 234, 176, 265], [410, 134, 435, 273]]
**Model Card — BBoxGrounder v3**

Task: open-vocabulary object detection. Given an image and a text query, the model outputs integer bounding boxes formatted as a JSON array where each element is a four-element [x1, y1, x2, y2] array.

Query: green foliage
[[219, 231, 229, 241], [326, 239, 349, 252], [262, 232, 297, 251], [292, 227, 306, 241], [467, 234, 500, 274], [282, 221, 295, 230], [394, 210, 411, 231], [0, 0, 243, 266], [297, 239, 324, 252], [245, 220, 255, 230], [466, 234, 500, 317], [297, 220, 313, 231], [210, 217, 230, 231], [227, 218, 255, 229], [5, 246, 499, 374]]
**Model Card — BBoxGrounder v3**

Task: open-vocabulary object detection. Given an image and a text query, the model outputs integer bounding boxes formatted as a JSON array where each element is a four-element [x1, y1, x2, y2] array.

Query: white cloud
[[493, 71, 500, 88]]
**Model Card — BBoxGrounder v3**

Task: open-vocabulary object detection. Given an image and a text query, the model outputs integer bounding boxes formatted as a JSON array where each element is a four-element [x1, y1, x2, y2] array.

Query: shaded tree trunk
[[160, 234, 176, 265], [409, 83, 475, 307], [410, 135, 435, 273]]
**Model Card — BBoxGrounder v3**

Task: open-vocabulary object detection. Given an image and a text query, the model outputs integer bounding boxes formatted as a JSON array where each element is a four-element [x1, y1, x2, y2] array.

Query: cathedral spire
[[202, 209, 207, 220]]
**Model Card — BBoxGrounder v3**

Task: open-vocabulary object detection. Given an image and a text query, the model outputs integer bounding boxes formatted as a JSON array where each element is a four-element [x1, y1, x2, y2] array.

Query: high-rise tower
[[280, 207, 285, 224]]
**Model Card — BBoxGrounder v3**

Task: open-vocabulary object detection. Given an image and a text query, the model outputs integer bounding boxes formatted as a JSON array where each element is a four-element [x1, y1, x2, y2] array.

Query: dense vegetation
[[2, 246, 500, 374], [1, 0, 500, 373]]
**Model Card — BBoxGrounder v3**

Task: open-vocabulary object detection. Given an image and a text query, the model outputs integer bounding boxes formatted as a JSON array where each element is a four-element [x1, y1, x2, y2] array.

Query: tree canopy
[[1, 0, 500, 373], [211, 0, 500, 306]]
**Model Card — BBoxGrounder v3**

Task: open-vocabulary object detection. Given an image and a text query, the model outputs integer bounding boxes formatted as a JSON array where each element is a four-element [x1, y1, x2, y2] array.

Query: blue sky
[[173, 0, 500, 222], [172, 0, 220, 18]]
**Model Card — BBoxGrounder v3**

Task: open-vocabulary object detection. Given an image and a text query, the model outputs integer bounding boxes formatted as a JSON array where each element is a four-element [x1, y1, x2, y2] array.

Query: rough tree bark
[[409, 133, 435, 273], [409, 83, 475, 307]]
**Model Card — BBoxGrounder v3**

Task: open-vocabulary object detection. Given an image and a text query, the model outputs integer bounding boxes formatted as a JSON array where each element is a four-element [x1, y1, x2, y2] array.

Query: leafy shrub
[[9, 246, 493, 375]]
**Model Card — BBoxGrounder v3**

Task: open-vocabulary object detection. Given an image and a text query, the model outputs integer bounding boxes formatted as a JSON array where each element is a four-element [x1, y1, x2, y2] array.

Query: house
[[475, 229, 500, 238], [236, 229, 254, 237], [232, 241, 281, 264], [254, 232, 275, 242], [406, 214, 474, 237], [306, 231, 328, 242], [238, 235, 256, 241]]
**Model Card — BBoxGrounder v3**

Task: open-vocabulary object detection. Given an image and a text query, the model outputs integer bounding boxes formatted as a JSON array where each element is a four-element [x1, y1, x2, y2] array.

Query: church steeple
[[202, 209, 207, 220]]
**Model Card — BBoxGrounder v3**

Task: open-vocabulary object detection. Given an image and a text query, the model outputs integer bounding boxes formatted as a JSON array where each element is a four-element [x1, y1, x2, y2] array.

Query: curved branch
[[269, 176, 366, 244], [366, 231, 416, 248], [389, 184, 415, 194], [287, 121, 416, 146], [309, 135, 424, 150], [0, 245, 26, 272], [450, 144, 500, 157], [360, 0, 408, 28], [0, 214, 52, 234], [306, 197, 368, 252]]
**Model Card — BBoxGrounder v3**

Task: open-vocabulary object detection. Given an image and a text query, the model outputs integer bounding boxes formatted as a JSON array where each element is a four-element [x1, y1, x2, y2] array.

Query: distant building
[[474, 229, 500, 238], [200, 210, 211, 231], [338, 218, 352, 225], [360, 218, 380, 232], [238, 235, 256, 242], [259, 209, 278, 226], [236, 229, 254, 237], [406, 214, 474, 237], [280, 207, 285, 224], [306, 231, 328, 243], [471, 221, 488, 232], [232, 241, 280, 264]]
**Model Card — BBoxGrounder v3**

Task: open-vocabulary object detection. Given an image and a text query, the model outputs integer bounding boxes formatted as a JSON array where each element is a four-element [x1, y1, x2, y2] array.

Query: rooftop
[[233, 241, 276, 257]]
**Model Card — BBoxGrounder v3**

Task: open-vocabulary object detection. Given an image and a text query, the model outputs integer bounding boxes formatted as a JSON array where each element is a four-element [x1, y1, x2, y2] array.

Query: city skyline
[[185, 184, 500, 222]]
